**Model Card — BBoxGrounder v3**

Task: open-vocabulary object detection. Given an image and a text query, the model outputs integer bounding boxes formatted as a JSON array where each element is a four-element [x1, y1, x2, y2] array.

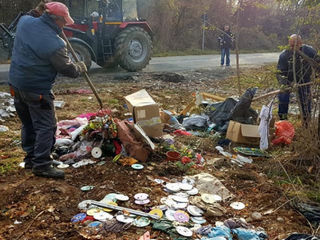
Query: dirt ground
[[0, 68, 314, 240]]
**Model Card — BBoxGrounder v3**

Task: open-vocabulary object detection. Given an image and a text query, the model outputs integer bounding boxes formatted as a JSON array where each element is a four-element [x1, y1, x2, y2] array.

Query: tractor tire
[[70, 42, 92, 70], [115, 26, 152, 72]]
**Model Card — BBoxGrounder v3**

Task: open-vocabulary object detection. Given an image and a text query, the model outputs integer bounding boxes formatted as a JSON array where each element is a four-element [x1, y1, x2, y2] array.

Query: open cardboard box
[[124, 89, 163, 138], [226, 119, 275, 145]]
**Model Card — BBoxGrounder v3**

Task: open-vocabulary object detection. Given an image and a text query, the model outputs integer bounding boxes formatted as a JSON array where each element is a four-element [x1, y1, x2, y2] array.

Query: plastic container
[[166, 151, 181, 161]]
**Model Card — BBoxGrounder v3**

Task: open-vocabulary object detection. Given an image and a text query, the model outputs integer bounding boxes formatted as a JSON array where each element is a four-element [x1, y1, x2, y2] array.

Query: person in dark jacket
[[9, 2, 87, 179], [277, 34, 319, 123], [218, 25, 234, 67], [27, 0, 52, 17]]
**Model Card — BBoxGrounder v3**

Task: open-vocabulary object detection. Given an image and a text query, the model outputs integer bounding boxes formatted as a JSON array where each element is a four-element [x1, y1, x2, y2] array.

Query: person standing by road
[[9, 2, 87, 179], [277, 34, 319, 124], [218, 25, 234, 67]]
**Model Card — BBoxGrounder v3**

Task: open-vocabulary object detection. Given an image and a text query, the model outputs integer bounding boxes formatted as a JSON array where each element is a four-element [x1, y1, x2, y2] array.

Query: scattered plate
[[115, 194, 129, 201], [116, 215, 134, 224], [176, 226, 193, 237], [135, 199, 150, 205], [100, 201, 118, 212], [173, 192, 189, 198], [91, 147, 102, 159], [149, 208, 163, 218], [179, 183, 193, 191], [87, 221, 102, 228], [93, 211, 113, 221], [154, 179, 165, 184], [133, 217, 151, 227], [187, 188, 199, 196], [187, 205, 204, 217], [174, 210, 189, 223], [71, 213, 87, 223], [78, 200, 94, 210], [165, 209, 176, 221], [173, 202, 188, 210], [165, 183, 181, 192], [230, 202, 245, 210], [201, 194, 221, 204], [81, 185, 95, 192], [57, 164, 69, 169], [102, 193, 118, 202], [191, 216, 206, 225], [172, 195, 189, 203], [131, 164, 144, 170], [86, 208, 102, 216], [134, 193, 149, 201]]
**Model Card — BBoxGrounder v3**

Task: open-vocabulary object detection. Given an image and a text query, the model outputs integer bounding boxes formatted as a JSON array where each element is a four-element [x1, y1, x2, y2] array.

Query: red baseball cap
[[45, 2, 74, 25]]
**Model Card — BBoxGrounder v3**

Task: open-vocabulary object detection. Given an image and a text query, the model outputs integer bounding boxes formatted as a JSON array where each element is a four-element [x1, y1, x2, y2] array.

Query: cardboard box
[[124, 89, 162, 138], [226, 120, 260, 145]]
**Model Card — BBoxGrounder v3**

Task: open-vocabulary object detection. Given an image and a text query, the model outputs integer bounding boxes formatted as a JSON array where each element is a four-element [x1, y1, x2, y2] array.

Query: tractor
[[0, 0, 153, 72]]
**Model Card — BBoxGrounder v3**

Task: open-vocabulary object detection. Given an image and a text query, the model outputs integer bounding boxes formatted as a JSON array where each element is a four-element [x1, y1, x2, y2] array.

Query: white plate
[[174, 192, 189, 198], [116, 215, 134, 224], [165, 209, 176, 221], [133, 217, 151, 227], [115, 194, 129, 201], [173, 202, 188, 210], [172, 195, 189, 203], [201, 194, 222, 204], [187, 188, 199, 196], [187, 205, 204, 217], [176, 226, 193, 237], [165, 183, 181, 192], [230, 202, 245, 210], [78, 200, 94, 210], [134, 193, 149, 201], [93, 211, 113, 221], [191, 216, 206, 225], [179, 183, 193, 191], [135, 199, 150, 205]]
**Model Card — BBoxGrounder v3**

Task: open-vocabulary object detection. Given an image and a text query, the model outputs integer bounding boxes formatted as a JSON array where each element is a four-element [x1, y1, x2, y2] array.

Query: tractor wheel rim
[[129, 39, 144, 61]]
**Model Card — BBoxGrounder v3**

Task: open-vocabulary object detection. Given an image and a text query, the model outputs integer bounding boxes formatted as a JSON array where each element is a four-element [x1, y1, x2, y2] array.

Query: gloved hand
[[76, 61, 87, 73]]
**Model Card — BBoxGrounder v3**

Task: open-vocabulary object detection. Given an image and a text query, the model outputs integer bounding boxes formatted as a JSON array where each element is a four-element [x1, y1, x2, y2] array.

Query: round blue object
[[88, 221, 102, 228], [71, 213, 87, 223]]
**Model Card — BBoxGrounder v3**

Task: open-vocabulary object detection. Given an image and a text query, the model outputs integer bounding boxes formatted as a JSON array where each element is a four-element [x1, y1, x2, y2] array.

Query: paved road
[[0, 52, 279, 83]]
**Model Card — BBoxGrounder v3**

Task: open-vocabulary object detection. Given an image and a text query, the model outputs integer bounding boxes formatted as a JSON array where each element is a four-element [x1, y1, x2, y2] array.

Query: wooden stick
[[90, 201, 160, 220], [61, 31, 103, 109], [15, 210, 45, 240]]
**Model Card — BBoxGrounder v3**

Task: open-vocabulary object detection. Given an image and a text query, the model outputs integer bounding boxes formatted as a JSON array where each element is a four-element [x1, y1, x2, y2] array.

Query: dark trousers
[[221, 48, 230, 66], [278, 83, 311, 121], [12, 88, 56, 169]]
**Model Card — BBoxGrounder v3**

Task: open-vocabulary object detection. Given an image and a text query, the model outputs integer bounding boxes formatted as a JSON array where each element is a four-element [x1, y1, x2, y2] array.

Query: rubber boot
[[32, 165, 65, 179]]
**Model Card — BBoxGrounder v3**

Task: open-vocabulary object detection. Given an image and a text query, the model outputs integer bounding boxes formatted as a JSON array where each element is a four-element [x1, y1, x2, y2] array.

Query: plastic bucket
[[166, 151, 181, 161]]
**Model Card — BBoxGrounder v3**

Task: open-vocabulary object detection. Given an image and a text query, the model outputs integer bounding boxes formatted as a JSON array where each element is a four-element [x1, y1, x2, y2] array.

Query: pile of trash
[[71, 173, 268, 239], [0, 92, 15, 123], [52, 108, 154, 169]]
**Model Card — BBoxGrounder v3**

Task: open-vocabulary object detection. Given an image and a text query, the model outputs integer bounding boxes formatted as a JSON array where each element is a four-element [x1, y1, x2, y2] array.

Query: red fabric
[[272, 121, 295, 145], [173, 130, 192, 136]]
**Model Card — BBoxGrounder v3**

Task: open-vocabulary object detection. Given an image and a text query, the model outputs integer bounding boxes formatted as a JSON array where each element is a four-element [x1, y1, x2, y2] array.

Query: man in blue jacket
[[218, 25, 234, 67], [9, 2, 87, 179], [277, 34, 318, 124]]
